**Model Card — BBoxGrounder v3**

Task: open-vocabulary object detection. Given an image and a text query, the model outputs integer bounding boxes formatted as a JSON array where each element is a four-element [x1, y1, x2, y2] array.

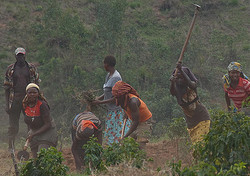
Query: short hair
[[104, 55, 116, 67]]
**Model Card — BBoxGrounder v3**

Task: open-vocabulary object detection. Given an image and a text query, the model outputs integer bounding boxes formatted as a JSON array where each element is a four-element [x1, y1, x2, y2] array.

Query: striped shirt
[[224, 77, 250, 109]]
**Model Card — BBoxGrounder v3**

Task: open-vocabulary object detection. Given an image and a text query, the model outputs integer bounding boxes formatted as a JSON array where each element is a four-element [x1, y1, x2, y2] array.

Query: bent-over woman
[[23, 83, 57, 158]]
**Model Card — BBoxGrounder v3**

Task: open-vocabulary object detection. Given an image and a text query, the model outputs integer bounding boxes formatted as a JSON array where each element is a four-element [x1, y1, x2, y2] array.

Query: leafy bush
[[20, 147, 69, 176], [194, 111, 249, 169], [83, 137, 146, 174], [171, 110, 249, 175]]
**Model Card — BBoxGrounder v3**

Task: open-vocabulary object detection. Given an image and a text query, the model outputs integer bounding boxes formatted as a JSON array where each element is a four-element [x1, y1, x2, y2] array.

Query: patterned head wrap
[[227, 62, 242, 72], [112, 81, 139, 107], [112, 81, 139, 98], [76, 120, 98, 140], [223, 62, 248, 90]]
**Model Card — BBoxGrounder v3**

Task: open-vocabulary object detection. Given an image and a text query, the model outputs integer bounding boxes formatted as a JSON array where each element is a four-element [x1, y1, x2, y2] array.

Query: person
[[3, 47, 39, 149], [112, 81, 152, 148], [92, 55, 131, 145], [23, 83, 57, 158], [170, 62, 211, 144], [71, 104, 102, 171], [223, 62, 250, 114]]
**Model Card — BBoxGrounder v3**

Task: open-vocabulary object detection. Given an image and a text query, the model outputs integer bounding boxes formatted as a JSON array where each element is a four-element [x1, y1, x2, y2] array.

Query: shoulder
[[242, 78, 250, 89], [40, 100, 50, 110], [6, 63, 15, 72]]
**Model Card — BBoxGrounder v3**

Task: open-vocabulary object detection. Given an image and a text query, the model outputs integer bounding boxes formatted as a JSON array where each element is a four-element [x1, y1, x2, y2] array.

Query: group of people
[[3, 47, 249, 171]]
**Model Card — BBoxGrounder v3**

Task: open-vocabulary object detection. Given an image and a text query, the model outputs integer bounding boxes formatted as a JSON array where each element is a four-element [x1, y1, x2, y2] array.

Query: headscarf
[[112, 81, 139, 107], [223, 62, 248, 90], [112, 81, 139, 98], [23, 83, 48, 109], [76, 120, 98, 140], [227, 62, 242, 72]]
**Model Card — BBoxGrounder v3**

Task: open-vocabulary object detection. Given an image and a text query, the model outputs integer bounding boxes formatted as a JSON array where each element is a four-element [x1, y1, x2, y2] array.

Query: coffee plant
[[171, 110, 249, 175], [20, 147, 69, 176]]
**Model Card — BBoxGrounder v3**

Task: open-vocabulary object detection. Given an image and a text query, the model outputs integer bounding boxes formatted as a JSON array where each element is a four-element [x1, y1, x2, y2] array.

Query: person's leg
[[8, 99, 22, 149], [187, 120, 211, 144], [31, 146, 38, 158]]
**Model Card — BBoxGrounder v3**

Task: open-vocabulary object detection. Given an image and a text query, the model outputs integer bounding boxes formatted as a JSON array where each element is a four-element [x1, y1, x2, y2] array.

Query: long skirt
[[187, 120, 210, 144], [104, 109, 131, 145]]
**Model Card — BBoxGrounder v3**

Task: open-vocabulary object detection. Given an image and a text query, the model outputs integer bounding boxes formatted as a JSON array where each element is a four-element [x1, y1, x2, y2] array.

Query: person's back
[[71, 107, 102, 171]]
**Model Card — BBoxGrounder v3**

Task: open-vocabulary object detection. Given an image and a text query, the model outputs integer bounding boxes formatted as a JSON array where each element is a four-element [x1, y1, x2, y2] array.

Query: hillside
[[0, 0, 249, 141]]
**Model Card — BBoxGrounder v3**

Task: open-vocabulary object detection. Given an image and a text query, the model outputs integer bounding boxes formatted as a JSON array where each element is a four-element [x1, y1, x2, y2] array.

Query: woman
[[71, 104, 102, 171], [112, 81, 152, 148], [23, 83, 57, 158], [170, 62, 211, 144], [92, 55, 131, 145], [223, 62, 250, 114]]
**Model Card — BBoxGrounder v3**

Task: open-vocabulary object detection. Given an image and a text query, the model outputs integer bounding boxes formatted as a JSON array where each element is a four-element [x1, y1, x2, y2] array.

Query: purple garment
[[172, 66, 198, 82]]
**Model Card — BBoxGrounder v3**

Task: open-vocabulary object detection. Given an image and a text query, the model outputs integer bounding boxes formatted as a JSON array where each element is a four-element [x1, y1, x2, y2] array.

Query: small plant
[[83, 137, 105, 174], [20, 147, 69, 176], [83, 137, 146, 174]]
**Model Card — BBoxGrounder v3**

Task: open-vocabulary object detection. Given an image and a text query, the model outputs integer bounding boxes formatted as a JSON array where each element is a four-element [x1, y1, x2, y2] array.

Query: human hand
[[27, 134, 34, 141], [176, 61, 182, 70]]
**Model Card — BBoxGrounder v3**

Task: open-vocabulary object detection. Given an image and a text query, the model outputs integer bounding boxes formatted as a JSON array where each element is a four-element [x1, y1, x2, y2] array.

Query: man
[[223, 62, 250, 115], [71, 104, 102, 171], [170, 62, 211, 144], [3, 47, 39, 149], [112, 81, 152, 148]]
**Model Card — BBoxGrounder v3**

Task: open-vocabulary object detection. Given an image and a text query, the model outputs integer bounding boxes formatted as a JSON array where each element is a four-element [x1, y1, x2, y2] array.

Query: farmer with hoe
[[92, 55, 131, 145], [170, 62, 211, 144], [3, 47, 40, 149], [112, 81, 152, 148], [23, 83, 57, 158], [71, 102, 102, 171], [223, 62, 250, 115]]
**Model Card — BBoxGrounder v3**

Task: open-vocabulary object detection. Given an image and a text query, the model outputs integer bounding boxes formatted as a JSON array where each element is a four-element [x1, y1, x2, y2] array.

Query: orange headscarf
[[112, 81, 139, 98], [112, 81, 139, 107]]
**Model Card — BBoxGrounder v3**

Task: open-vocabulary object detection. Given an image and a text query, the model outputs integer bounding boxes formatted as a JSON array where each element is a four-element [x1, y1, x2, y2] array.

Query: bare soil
[[0, 139, 192, 176]]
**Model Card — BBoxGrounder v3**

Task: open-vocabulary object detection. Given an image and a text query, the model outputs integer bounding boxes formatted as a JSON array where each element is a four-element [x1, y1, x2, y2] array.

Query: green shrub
[[170, 110, 249, 175], [194, 111, 250, 169], [83, 137, 146, 174], [20, 147, 69, 176]]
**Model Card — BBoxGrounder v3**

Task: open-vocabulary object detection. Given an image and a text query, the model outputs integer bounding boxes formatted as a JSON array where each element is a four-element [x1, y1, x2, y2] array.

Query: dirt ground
[[0, 139, 192, 176]]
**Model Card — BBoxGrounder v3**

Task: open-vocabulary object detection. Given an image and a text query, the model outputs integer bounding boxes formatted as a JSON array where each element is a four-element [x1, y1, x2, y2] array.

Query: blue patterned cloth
[[104, 109, 131, 145]]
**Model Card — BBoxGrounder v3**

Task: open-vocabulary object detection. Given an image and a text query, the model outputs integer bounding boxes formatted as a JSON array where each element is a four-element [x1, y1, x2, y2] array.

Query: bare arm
[[92, 97, 116, 105], [5, 88, 10, 113], [225, 92, 231, 111], [123, 98, 140, 138]]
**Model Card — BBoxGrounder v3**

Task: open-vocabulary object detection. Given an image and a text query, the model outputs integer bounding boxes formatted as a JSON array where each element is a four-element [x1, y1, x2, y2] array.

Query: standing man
[[3, 47, 39, 149], [170, 62, 211, 144]]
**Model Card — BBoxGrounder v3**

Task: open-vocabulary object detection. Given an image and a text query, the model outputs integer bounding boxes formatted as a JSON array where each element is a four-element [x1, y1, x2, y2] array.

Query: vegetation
[[0, 0, 249, 175], [83, 137, 146, 175], [20, 147, 69, 176], [171, 111, 249, 176]]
